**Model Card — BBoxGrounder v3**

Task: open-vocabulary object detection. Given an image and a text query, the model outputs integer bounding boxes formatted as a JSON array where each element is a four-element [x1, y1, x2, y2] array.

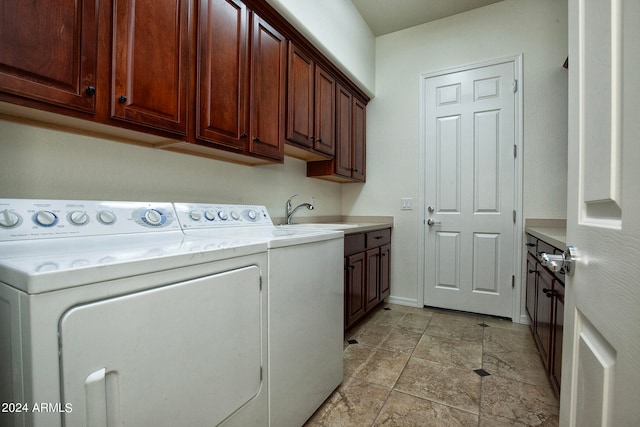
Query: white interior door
[[423, 61, 516, 318], [561, 0, 640, 424]]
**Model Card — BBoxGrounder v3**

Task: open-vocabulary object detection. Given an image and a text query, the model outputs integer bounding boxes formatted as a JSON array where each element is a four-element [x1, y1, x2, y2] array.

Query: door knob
[[538, 246, 579, 276], [427, 206, 435, 213], [426, 218, 441, 226]]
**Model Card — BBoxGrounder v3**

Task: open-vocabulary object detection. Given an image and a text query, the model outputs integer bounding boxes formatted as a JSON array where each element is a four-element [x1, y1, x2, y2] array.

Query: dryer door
[[59, 265, 264, 427]]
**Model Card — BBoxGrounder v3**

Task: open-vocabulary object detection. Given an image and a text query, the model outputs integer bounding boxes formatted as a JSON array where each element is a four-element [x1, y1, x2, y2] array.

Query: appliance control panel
[[174, 203, 273, 229], [0, 199, 181, 241]]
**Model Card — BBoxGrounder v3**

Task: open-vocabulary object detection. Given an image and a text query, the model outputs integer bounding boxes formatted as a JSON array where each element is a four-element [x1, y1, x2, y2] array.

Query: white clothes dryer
[[0, 199, 269, 427]]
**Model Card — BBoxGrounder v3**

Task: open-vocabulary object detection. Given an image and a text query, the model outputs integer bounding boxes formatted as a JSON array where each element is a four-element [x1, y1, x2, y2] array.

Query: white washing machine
[[0, 199, 269, 427], [173, 203, 344, 427]]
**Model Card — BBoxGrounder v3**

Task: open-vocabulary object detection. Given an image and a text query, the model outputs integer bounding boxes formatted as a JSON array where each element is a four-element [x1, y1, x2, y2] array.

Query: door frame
[[417, 55, 524, 322]]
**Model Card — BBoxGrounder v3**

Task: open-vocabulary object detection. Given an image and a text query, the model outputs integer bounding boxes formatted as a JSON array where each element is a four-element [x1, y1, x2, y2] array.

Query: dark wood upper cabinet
[[0, 0, 366, 166], [286, 43, 335, 157], [287, 44, 314, 148], [197, 0, 249, 150], [248, 14, 286, 161], [0, 0, 99, 113], [335, 83, 353, 177], [352, 96, 366, 181], [307, 82, 365, 182], [314, 66, 336, 156], [196, 3, 284, 161], [111, 0, 191, 135]]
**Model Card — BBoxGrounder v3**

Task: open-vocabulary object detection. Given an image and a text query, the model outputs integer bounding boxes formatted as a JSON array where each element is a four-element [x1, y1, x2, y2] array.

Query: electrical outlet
[[401, 198, 413, 210]]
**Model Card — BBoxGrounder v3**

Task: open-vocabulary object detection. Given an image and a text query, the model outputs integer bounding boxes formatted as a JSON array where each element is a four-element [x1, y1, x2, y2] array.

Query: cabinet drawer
[[365, 229, 391, 249], [537, 240, 566, 284], [344, 233, 365, 256], [537, 240, 556, 258], [525, 233, 537, 255]]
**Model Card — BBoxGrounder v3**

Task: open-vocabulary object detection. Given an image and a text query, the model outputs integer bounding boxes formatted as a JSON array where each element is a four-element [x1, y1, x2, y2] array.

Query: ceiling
[[351, 0, 504, 36]]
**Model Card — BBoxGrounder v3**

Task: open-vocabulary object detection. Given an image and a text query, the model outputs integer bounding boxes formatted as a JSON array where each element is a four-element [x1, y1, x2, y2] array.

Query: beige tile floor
[[305, 304, 559, 426]]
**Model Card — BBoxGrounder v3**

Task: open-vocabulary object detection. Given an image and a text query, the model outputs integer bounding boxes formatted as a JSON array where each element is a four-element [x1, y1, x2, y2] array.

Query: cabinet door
[[536, 267, 554, 371], [352, 97, 366, 181], [345, 252, 365, 328], [335, 83, 353, 177], [286, 43, 314, 148], [0, 0, 98, 113], [197, 0, 249, 149], [364, 248, 379, 311], [314, 65, 335, 156], [248, 14, 286, 161], [112, 0, 191, 135], [525, 253, 538, 326], [379, 243, 391, 300], [551, 282, 564, 394]]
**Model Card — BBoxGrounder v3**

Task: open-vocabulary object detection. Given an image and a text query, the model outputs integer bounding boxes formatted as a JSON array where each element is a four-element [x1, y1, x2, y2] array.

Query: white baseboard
[[386, 295, 420, 307], [519, 314, 531, 325]]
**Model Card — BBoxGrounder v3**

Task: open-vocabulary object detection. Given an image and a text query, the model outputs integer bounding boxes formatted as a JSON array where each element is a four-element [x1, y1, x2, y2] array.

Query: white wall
[[0, 119, 341, 219], [343, 0, 569, 306], [265, 0, 376, 97]]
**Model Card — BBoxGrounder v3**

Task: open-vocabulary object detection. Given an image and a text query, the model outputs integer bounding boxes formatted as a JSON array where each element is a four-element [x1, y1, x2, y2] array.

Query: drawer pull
[[526, 243, 535, 247]]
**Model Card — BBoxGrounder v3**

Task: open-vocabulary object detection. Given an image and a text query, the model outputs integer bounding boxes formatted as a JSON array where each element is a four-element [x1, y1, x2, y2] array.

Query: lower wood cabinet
[[344, 228, 391, 330], [525, 233, 564, 396]]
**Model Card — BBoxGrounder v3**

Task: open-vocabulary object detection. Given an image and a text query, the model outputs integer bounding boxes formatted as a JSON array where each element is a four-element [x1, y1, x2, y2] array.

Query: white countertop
[[525, 219, 566, 249], [276, 215, 393, 234]]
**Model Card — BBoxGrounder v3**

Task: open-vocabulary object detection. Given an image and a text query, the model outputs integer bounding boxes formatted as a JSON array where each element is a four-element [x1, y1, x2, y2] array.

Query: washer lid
[[0, 233, 266, 294]]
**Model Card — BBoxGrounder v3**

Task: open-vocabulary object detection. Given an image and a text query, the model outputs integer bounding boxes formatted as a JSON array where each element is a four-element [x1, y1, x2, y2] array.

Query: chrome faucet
[[286, 194, 314, 224]]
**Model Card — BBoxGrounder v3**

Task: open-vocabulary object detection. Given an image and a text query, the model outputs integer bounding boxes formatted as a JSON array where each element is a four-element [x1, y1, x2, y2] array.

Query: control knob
[[143, 209, 164, 226], [246, 210, 257, 221], [0, 209, 21, 228], [189, 210, 202, 221], [34, 210, 58, 227], [231, 211, 240, 221], [204, 210, 216, 221], [68, 210, 89, 226], [97, 210, 117, 225], [218, 211, 228, 221]]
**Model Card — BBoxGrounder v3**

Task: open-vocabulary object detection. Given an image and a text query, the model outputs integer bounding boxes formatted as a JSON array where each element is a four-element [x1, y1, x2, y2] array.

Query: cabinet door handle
[[240, 133, 248, 139], [85, 86, 96, 96], [317, 138, 322, 143], [528, 269, 537, 274], [253, 137, 261, 143], [117, 95, 127, 104]]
